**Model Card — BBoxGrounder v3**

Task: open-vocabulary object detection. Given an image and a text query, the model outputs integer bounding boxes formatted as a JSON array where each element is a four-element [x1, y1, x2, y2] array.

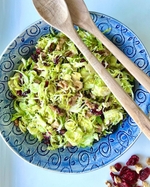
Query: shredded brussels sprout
[[8, 28, 134, 150]]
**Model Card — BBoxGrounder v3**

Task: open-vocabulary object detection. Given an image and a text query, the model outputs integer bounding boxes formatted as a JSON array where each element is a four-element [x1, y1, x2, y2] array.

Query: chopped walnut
[[85, 111, 93, 118], [51, 120, 60, 129], [135, 163, 143, 173], [49, 105, 64, 115], [66, 142, 73, 147], [110, 165, 118, 173], [49, 105, 57, 112], [14, 119, 19, 127], [73, 80, 83, 91], [143, 181, 150, 187], [69, 96, 78, 106], [105, 181, 112, 187], [114, 176, 121, 184], [146, 157, 150, 165], [85, 99, 96, 109], [95, 126, 102, 133], [57, 80, 68, 90], [56, 37, 66, 50]]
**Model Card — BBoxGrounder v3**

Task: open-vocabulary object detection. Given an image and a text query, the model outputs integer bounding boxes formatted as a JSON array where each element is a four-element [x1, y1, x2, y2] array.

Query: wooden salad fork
[[32, 0, 150, 139]]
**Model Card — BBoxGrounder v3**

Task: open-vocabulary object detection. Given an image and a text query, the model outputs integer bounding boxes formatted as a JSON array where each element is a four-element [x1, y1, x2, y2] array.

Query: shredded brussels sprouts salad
[[8, 28, 134, 150]]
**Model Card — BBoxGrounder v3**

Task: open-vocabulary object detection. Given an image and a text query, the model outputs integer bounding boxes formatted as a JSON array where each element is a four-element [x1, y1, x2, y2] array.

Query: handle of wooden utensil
[[81, 19, 150, 93], [65, 25, 150, 139]]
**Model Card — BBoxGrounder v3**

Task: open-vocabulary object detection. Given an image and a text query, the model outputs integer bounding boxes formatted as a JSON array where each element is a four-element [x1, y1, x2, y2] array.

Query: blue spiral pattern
[[0, 60, 14, 72], [0, 12, 150, 173]]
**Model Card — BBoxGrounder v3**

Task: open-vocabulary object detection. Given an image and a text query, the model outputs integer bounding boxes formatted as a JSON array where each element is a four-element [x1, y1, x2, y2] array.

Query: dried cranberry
[[80, 58, 86, 62], [119, 166, 139, 185], [114, 163, 122, 171], [49, 43, 56, 52], [19, 73, 23, 78], [139, 167, 150, 181], [54, 56, 60, 64], [22, 89, 30, 97], [19, 73, 24, 85], [90, 108, 103, 116], [110, 172, 116, 180], [126, 155, 139, 166], [43, 62, 50, 66], [31, 48, 42, 62], [110, 172, 118, 185], [59, 129, 66, 135], [33, 68, 42, 75], [117, 182, 132, 187], [36, 48, 42, 54], [17, 90, 26, 97], [42, 132, 51, 145], [10, 93, 16, 99], [31, 53, 39, 62], [102, 61, 106, 67], [45, 81, 49, 87], [17, 90, 22, 96]]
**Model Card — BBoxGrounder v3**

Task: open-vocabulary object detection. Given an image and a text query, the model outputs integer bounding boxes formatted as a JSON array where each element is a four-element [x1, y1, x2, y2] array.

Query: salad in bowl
[[8, 28, 134, 150]]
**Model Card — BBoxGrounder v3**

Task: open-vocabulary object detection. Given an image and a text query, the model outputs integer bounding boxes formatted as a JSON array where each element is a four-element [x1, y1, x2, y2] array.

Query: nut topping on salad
[[8, 28, 134, 150]]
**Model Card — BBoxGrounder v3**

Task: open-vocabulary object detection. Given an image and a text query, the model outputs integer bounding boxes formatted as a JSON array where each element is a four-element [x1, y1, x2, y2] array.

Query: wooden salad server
[[32, 0, 150, 139], [65, 0, 150, 93]]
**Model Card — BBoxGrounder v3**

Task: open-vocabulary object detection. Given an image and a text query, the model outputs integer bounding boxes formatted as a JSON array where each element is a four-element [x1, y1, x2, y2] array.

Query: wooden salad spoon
[[32, 0, 150, 139], [65, 0, 150, 93]]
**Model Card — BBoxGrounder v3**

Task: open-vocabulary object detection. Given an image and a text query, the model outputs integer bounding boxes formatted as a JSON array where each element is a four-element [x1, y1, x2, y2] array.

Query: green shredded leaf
[[8, 28, 134, 150]]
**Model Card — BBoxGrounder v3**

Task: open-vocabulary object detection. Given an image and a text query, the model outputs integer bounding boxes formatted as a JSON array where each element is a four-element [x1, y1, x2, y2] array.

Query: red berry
[[114, 163, 122, 171], [110, 172, 117, 181], [139, 167, 150, 181], [119, 166, 139, 185], [126, 155, 139, 166], [117, 182, 132, 187]]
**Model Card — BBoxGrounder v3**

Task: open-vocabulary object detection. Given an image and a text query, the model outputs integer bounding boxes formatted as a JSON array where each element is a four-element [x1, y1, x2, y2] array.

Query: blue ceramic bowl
[[0, 12, 150, 173]]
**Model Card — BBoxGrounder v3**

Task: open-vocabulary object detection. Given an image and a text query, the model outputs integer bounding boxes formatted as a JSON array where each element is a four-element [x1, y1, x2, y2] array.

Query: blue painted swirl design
[[98, 140, 111, 158], [48, 152, 61, 170], [78, 151, 90, 167], [0, 60, 14, 72], [37, 143, 50, 156], [111, 25, 126, 47], [12, 125, 23, 136], [135, 57, 149, 71], [0, 12, 149, 173], [135, 89, 147, 104], [18, 44, 33, 56], [26, 24, 41, 37]]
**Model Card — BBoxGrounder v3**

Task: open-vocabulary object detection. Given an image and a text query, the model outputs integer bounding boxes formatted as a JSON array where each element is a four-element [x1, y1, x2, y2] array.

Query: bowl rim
[[1, 11, 150, 173]]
